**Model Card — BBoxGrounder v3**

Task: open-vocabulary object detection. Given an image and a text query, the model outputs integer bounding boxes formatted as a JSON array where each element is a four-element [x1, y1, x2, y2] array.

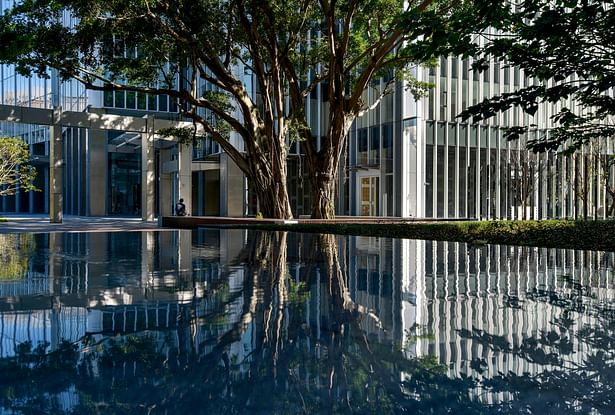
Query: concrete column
[[220, 153, 244, 216], [49, 107, 63, 223], [178, 142, 192, 214], [29, 176, 34, 213], [87, 129, 107, 216], [141, 116, 155, 221], [158, 148, 173, 217]]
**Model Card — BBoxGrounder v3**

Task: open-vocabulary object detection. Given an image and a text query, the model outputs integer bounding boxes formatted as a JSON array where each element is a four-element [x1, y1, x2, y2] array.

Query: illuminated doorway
[[359, 176, 379, 216]]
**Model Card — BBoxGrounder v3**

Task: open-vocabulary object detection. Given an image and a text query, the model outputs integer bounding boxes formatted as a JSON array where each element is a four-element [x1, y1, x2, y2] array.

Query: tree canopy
[[0, 136, 38, 196], [458, 0, 615, 153], [0, 0, 476, 218]]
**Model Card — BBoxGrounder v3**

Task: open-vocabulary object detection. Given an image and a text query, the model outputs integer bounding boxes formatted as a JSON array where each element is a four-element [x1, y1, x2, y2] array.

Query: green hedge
[[238, 220, 615, 252]]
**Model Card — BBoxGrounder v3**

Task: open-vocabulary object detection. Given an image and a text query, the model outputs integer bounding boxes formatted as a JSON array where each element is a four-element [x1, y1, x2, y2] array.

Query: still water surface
[[0, 229, 614, 414]]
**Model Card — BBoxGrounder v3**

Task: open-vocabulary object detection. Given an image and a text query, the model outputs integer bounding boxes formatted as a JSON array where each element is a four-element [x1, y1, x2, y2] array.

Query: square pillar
[[87, 129, 107, 216], [141, 116, 156, 221], [158, 148, 173, 217], [178, 142, 192, 214], [220, 153, 245, 216], [49, 107, 63, 223]]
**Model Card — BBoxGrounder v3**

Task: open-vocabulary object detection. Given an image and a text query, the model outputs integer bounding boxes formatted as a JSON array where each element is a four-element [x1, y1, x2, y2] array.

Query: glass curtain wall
[[420, 52, 615, 220]]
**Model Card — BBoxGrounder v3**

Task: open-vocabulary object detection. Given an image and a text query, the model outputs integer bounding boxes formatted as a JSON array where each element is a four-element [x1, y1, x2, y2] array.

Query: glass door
[[360, 176, 380, 216]]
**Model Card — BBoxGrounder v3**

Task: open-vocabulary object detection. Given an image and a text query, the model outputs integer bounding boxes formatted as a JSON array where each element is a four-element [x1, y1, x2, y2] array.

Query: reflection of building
[[406, 240, 615, 402], [320, 235, 615, 402], [0, 229, 249, 358], [1, 230, 615, 410]]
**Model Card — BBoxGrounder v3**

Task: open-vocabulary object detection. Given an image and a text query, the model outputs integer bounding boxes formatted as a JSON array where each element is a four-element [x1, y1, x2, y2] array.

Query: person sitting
[[175, 198, 187, 216]]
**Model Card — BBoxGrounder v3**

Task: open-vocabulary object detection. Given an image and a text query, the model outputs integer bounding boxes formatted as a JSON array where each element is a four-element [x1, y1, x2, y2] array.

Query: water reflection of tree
[[0, 234, 35, 280], [2, 232, 614, 414]]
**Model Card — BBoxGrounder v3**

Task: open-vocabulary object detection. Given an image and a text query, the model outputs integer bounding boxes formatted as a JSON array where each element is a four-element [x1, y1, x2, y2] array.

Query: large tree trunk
[[310, 168, 337, 220], [308, 113, 352, 219], [251, 151, 293, 219]]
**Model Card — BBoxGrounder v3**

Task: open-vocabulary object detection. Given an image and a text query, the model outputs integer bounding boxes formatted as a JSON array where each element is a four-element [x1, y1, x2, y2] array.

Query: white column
[[49, 107, 63, 223], [177, 142, 192, 215], [141, 116, 155, 221], [158, 148, 173, 217]]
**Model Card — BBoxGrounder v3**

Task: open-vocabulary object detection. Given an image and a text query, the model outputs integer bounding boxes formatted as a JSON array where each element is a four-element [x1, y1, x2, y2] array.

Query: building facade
[[1, 16, 614, 219], [345, 55, 615, 220]]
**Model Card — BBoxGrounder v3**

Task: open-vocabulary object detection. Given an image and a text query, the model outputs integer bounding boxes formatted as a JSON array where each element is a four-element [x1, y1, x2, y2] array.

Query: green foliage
[[287, 280, 310, 304], [0, 234, 35, 280], [458, 0, 615, 153], [241, 219, 615, 252], [0, 136, 39, 196], [157, 126, 205, 145]]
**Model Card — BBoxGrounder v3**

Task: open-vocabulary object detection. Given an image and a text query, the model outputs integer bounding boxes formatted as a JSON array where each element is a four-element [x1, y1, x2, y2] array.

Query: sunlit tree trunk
[[250, 156, 293, 219]]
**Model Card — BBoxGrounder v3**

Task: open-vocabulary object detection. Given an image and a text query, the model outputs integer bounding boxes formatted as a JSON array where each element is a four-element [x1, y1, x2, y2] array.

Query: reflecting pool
[[1, 230, 614, 414]]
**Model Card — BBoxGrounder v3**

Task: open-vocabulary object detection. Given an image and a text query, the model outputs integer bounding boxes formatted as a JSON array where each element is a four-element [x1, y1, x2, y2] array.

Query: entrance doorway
[[108, 153, 141, 216], [359, 176, 379, 216]]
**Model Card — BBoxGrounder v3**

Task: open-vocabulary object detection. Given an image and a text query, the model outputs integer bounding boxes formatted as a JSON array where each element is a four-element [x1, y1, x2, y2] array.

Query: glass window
[[437, 144, 445, 217], [448, 123, 456, 146], [385, 174, 393, 216], [114, 91, 125, 108], [468, 147, 477, 217], [480, 148, 488, 218], [440, 77, 447, 120], [426, 122, 435, 145], [158, 95, 168, 111], [169, 97, 178, 112], [428, 88, 435, 120], [501, 148, 508, 219], [437, 122, 446, 146], [148, 94, 157, 111], [459, 135, 467, 218], [358, 128, 368, 165], [137, 92, 147, 110], [126, 91, 136, 109], [369, 126, 380, 164], [451, 78, 457, 118], [490, 148, 498, 218], [448, 146, 456, 216], [103, 90, 113, 107], [480, 126, 488, 148], [426, 144, 434, 217], [382, 123, 393, 173]]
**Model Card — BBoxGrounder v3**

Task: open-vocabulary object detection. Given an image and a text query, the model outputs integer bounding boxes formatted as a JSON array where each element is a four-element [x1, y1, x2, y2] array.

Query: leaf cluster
[[0, 136, 39, 196], [459, 0, 615, 152]]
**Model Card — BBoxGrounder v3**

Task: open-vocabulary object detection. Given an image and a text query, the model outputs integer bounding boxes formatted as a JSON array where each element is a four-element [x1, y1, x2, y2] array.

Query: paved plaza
[[0, 214, 162, 233]]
